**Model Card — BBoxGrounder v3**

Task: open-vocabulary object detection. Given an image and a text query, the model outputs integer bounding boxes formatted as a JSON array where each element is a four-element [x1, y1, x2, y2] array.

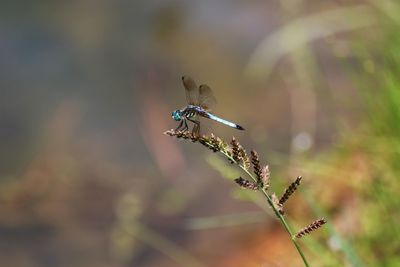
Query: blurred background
[[1, 1, 400, 266]]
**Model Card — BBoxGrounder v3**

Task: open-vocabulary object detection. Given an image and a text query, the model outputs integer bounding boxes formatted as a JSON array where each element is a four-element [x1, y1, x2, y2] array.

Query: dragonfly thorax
[[182, 106, 201, 119]]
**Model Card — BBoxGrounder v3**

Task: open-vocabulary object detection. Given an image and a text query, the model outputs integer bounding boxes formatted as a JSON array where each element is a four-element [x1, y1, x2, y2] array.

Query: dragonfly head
[[172, 110, 182, 121]]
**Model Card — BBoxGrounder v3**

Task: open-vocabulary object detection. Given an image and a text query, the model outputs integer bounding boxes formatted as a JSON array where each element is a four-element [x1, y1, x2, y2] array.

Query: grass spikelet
[[271, 193, 284, 215], [295, 218, 327, 239], [230, 137, 241, 162], [210, 133, 222, 152], [229, 137, 250, 169], [261, 165, 270, 190], [250, 150, 262, 183], [279, 176, 302, 205], [239, 146, 250, 170], [234, 177, 259, 190]]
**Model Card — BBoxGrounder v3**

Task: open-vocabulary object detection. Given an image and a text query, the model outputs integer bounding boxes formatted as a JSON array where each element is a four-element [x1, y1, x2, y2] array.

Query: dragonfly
[[171, 75, 245, 134]]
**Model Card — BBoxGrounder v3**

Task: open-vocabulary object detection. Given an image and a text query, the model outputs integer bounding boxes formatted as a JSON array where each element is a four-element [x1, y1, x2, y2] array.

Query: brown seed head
[[295, 218, 327, 238], [250, 150, 262, 183], [234, 177, 259, 190], [230, 137, 241, 162], [209, 133, 221, 152], [279, 176, 302, 205]]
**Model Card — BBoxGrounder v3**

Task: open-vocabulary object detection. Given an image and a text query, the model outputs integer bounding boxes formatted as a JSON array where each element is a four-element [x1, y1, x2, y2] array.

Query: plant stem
[[164, 131, 311, 266], [219, 149, 310, 267]]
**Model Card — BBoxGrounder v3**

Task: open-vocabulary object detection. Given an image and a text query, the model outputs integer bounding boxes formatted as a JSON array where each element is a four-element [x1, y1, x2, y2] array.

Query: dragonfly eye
[[172, 110, 182, 121]]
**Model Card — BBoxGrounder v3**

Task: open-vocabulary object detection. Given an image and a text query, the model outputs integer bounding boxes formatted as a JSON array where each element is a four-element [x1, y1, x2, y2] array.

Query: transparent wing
[[198, 84, 217, 111], [182, 75, 199, 105]]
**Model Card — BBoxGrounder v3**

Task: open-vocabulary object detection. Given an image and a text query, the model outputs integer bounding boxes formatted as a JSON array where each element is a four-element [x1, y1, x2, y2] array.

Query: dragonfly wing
[[198, 84, 217, 111], [182, 76, 199, 105]]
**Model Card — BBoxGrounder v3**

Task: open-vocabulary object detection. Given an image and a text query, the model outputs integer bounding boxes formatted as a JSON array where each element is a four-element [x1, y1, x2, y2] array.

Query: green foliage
[[308, 19, 400, 266]]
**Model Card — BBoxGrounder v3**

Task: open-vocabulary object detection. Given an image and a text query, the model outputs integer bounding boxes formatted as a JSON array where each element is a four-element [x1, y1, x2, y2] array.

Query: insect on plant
[[166, 76, 327, 267], [171, 76, 245, 135]]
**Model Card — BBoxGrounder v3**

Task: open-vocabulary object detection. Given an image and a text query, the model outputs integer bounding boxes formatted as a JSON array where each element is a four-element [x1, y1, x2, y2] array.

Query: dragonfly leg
[[187, 118, 201, 136], [175, 120, 184, 131], [183, 119, 189, 132], [192, 124, 199, 136]]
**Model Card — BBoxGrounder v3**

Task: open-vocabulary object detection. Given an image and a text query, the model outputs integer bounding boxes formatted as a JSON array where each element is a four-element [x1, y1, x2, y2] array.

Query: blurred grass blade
[[205, 154, 241, 180], [134, 223, 207, 267], [367, 0, 400, 24], [245, 5, 378, 80], [185, 211, 267, 230]]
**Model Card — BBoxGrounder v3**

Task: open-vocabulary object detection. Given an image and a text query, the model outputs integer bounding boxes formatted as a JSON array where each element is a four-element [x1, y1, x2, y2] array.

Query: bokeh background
[[1, 1, 400, 266]]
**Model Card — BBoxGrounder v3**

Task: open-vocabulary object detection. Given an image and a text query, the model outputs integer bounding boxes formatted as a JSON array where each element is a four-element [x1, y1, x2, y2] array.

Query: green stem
[[261, 189, 310, 267], [219, 149, 310, 267]]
